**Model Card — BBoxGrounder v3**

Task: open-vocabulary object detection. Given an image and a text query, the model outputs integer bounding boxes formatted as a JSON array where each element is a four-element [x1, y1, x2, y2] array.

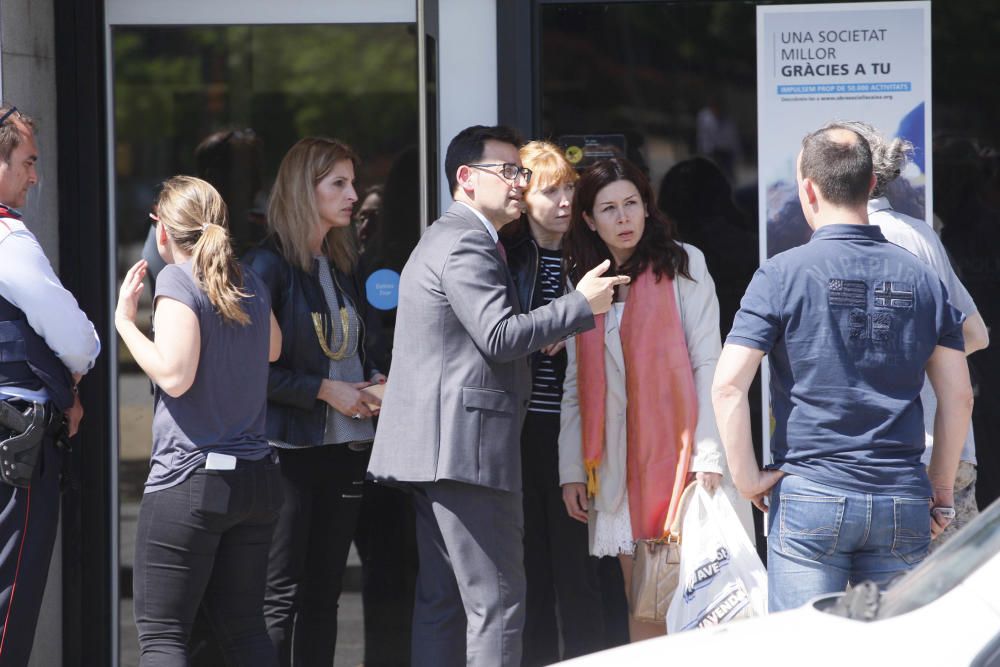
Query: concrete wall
[[0, 1, 63, 665], [436, 0, 498, 213], [1, 0, 59, 260]]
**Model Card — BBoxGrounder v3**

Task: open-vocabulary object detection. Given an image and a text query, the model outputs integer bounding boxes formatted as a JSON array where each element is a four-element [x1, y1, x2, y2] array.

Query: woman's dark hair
[[564, 157, 690, 285]]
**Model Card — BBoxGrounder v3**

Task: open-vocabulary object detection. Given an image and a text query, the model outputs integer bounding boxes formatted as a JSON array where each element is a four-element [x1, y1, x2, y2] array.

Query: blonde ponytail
[[155, 176, 251, 326], [192, 223, 251, 326]]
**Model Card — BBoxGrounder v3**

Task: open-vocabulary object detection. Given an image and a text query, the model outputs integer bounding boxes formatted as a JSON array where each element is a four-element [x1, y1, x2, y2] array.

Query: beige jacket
[[558, 244, 726, 516]]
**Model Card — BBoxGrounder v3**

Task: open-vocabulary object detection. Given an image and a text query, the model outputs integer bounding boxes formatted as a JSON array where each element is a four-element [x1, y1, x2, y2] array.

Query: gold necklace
[[312, 307, 355, 360]]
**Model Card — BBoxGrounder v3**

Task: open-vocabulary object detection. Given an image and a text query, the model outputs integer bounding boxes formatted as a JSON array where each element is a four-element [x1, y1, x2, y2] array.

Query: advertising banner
[[757, 1, 931, 259], [755, 2, 931, 470]]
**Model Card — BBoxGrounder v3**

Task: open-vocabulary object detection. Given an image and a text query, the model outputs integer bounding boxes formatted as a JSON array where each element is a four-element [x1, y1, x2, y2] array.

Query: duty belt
[[0, 400, 66, 488]]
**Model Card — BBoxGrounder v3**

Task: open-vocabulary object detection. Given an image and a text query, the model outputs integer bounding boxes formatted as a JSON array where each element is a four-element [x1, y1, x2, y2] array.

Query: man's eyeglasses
[[468, 163, 532, 185]]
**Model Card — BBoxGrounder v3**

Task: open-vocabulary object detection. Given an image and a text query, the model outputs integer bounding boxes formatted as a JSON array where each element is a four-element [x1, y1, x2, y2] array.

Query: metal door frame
[[102, 2, 435, 663]]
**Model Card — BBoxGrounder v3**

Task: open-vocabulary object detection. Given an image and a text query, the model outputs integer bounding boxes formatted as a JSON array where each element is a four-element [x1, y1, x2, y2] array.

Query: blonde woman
[[500, 141, 608, 664], [115, 176, 282, 665], [243, 137, 387, 666]]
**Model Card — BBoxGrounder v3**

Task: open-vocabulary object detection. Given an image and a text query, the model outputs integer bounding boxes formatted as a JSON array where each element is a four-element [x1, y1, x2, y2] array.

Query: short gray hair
[[839, 120, 913, 197], [0, 105, 36, 163]]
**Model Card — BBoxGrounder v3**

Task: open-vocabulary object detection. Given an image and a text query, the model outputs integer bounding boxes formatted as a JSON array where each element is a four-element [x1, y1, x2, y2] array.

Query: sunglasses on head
[[0, 107, 21, 126]]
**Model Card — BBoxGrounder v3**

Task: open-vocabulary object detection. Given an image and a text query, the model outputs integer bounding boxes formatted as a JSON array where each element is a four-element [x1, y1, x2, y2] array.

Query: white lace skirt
[[591, 490, 635, 557]]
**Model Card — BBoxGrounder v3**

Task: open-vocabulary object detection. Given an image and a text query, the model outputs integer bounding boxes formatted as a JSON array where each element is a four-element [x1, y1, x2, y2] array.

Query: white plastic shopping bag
[[666, 485, 767, 633]]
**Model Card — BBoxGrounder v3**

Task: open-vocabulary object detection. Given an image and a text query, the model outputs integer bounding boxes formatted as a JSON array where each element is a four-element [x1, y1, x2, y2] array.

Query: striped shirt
[[529, 248, 565, 414]]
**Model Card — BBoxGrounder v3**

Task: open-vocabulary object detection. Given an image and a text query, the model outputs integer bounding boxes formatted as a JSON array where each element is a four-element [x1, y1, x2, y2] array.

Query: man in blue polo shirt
[[711, 123, 974, 612]]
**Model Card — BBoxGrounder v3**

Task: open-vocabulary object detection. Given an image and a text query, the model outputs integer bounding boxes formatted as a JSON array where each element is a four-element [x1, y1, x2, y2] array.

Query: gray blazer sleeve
[[440, 229, 593, 363]]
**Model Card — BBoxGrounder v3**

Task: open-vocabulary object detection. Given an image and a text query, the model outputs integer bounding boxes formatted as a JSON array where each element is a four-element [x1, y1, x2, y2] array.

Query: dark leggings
[[133, 458, 282, 667], [263, 445, 369, 666], [354, 481, 418, 667], [520, 411, 608, 665]]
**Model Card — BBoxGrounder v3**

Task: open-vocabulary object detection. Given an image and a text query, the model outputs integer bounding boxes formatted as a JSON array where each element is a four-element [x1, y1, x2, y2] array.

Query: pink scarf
[[577, 268, 698, 540]]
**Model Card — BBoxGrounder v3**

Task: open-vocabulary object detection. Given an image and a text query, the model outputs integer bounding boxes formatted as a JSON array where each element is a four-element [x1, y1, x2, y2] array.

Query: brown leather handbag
[[629, 482, 699, 624]]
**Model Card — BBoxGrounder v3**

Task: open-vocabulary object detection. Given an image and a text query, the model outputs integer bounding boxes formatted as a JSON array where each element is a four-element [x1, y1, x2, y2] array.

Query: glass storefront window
[[538, 1, 1000, 530], [112, 23, 420, 664], [931, 4, 1000, 512], [539, 5, 764, 540], [539, 1, 759, 334]]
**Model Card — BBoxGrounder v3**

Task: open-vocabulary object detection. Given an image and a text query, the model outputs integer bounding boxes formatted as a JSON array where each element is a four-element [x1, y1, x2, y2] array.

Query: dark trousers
[[0, 438, 61, 667], [133, 458, 282, 667], [520, 411, 606, 666], [264, 445, 368, 666], [596, 557, 630, 649], [411, 480, 525, 667], [354, 481, 417, 667]]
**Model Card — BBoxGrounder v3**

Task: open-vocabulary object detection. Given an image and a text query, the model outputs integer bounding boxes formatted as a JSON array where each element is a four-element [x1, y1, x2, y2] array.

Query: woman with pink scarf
[[559, 157, 725, 642]]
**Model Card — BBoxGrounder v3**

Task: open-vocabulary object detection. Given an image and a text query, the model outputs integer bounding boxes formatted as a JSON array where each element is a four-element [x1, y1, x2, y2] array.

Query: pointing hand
[[575, 260, 630, 315]]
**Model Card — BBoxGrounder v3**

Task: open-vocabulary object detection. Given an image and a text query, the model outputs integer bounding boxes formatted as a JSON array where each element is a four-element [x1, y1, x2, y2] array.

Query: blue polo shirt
[[727, 224, 965, 496]]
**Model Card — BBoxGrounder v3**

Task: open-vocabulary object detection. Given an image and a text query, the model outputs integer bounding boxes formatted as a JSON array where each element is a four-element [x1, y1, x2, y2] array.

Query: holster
[[0, 401, 65, 488]]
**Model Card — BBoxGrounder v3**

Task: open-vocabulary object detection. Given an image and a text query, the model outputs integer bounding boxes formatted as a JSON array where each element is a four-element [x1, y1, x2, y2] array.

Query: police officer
[[0, 104, 100, 665]]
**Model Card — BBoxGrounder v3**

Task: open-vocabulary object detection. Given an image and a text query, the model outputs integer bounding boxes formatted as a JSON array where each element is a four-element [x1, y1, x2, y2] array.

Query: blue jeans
[[767, 474, 930, 613]]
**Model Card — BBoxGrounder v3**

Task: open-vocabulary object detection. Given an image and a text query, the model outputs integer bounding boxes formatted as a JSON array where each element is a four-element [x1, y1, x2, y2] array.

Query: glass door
[[106, 2, 432, 664], [536, 0, 761, 545]]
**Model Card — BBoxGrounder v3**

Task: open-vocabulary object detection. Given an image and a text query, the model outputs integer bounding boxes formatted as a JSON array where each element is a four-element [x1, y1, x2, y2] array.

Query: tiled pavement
[[118, 592, 364, 667], [118, 366, 367, 666], [119, 515, 366, 667]]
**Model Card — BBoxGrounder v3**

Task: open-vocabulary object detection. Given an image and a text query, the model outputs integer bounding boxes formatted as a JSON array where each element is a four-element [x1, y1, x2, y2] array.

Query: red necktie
[[496, 239, 508, 265]]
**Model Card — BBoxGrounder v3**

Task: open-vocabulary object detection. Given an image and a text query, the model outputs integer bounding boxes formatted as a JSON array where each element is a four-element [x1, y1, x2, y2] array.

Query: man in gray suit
[[368, 125, 626, 666]]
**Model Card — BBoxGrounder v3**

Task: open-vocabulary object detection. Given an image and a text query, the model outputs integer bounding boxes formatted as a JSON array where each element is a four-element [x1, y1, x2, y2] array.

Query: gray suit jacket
[[368, 203, 594, 492]]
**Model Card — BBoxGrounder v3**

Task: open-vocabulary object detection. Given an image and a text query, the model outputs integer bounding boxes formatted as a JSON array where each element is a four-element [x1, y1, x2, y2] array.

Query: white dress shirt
[[867, 197, 977, 464], [456, 201, 499, 243], [0, 215, 100, 402]]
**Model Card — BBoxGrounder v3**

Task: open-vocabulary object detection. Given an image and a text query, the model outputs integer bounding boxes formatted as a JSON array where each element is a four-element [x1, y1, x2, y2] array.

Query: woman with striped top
[[502, 140, 607, 665]]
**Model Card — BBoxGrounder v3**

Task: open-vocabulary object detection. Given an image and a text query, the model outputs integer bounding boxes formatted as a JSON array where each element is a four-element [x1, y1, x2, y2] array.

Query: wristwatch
[[931, 506, 956, 520]]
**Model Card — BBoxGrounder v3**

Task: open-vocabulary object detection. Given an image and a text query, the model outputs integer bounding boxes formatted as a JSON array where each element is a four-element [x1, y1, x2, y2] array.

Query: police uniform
[[0, 204, 99, 666]]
